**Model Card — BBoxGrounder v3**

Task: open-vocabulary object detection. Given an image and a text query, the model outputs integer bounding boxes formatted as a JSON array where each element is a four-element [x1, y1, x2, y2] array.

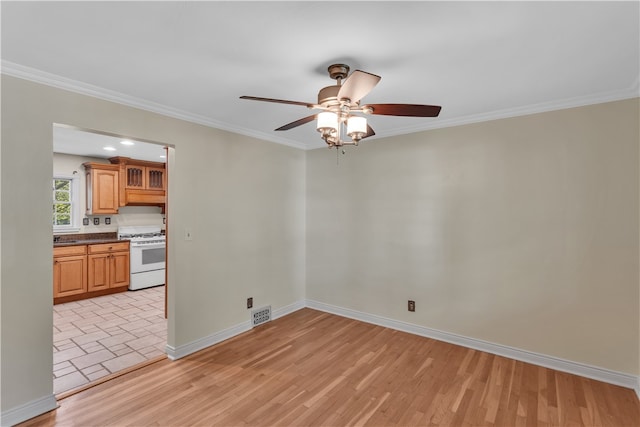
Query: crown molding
[[372, 79, 640, 140], [3, 60, 637, 151], [0, 61, 308, 150]]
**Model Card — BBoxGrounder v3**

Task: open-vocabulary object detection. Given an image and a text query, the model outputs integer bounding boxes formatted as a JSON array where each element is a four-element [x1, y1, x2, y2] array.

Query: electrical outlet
[[408, 300, 416, 312], [93, 217, 100, 226], [247, 297, 253, 309]]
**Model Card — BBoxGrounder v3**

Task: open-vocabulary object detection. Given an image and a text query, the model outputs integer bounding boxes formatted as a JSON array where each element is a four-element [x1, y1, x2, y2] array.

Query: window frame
[[53, 175, 81, 233]]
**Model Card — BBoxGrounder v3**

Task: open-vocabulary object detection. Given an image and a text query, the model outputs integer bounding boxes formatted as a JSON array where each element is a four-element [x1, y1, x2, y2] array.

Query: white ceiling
[[2, 1, 639, 151], [53, 125, 167, 163]]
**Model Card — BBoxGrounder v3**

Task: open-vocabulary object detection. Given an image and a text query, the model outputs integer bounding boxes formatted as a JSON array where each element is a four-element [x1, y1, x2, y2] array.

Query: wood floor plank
[[19, 308, 640, 426]]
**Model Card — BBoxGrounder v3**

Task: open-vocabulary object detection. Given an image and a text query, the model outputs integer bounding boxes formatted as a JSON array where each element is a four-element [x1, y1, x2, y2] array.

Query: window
[[53, 176, 80, 232]]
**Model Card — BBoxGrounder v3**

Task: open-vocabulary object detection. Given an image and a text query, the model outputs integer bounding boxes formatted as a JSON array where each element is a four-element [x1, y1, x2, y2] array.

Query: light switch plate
[[184, 228, 193, 241]]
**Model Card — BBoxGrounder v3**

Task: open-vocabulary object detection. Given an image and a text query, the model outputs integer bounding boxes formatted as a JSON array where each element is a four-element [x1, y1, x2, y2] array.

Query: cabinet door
[[91, 169, 119, 214], [110, 251, 130, 288], [125, 165, 146, 189], [146, 167, 165, 191], [87, 253, 110, 292], [54, 255, 87, 297]]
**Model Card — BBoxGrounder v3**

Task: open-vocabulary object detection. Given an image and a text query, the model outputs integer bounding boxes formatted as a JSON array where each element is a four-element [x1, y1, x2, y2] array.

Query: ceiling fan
[[240, 64, 441, 148]]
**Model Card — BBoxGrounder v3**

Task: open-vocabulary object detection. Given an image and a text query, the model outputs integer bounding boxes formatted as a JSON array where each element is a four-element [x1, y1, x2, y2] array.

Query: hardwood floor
[[21, 308, 639, 426]]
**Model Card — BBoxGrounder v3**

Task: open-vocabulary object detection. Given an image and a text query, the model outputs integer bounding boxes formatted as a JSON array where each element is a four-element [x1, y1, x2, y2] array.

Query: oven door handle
[[131, 243, 166, 250]]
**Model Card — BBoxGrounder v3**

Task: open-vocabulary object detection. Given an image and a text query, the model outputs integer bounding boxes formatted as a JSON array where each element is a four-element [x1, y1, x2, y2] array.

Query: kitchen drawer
[[53, 245, 87, 257], [88, 241, 130, 254]]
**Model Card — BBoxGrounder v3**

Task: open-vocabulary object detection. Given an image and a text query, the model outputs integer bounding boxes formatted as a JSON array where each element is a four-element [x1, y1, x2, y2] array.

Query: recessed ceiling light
[[160, 155, 166, 158], [120, 140, 134, 146], [103, 146, 116, 151]]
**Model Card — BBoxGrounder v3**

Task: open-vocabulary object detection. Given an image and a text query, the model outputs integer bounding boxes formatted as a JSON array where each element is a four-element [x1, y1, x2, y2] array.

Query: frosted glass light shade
[[317, 112, 338, 132], [347, 116, 367, 136]]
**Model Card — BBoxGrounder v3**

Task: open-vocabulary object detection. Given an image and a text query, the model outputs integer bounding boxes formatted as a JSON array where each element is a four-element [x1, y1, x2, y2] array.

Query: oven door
[[130, 242, 166, 273]]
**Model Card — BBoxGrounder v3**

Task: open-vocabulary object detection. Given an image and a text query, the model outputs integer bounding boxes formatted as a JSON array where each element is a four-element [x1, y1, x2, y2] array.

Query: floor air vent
[[252, 306, 271, 327]]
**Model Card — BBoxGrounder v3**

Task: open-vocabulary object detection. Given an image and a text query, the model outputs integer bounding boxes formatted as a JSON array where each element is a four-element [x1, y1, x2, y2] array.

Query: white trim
[[163, 298, 638, 393], [369, 83, 640, 141], [165, 320, 251, 361], [52, 175, 80, 233], [1, 61, 308, 151], [3, 60, 638, 151], [0, 394, 57, 427], [272, 300, 306, 320], [165, 300, 306, 360], [305, 299, 640, 392]]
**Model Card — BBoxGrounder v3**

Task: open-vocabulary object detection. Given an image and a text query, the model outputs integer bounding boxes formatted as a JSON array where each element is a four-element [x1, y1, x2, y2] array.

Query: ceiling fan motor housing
[[317, 85, 341, 107]]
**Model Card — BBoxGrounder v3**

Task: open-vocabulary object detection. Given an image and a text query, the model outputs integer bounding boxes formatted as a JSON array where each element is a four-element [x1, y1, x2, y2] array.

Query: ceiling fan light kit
[[241, 63, 442, 149]]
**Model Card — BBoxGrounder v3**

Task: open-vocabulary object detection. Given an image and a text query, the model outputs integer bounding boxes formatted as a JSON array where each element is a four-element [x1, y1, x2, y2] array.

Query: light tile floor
[[53, 286, 166, 395]]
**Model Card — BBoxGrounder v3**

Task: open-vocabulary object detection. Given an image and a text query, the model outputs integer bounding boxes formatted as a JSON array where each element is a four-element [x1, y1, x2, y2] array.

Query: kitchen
[[52, 125, 168, 395]]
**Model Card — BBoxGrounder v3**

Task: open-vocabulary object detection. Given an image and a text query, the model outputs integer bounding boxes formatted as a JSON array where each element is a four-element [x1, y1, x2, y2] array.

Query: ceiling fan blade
[[367, 104, 441, 117], [363, 124, 375, 139], [240, 96, 311, 107], [337, 70, 381, 103], [275, 114, 317, 131]]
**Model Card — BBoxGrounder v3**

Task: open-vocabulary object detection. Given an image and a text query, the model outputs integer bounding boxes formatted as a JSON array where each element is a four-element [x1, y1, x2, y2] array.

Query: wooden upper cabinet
[[109, 157, 166, 207], [125, 165, 145, 189], [124, 165, 166, 191], [83, 163, 120, 215], [146, 167, 166, 190]]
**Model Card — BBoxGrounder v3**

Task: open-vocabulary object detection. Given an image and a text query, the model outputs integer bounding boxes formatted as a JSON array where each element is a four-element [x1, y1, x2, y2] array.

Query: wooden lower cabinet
[[110, 251, 130, 288], [54, 251, 88, 298], [87, 253, 110, 292], [88, 245, 130, 291], [54, 241, 130, 304]]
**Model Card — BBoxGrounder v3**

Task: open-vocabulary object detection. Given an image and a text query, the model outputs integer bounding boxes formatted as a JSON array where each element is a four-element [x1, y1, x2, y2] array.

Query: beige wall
[[2, 72, 638, 416], [1, 75, 306, 412], [306, 98, 639, 374], [53, 153, 165, 234]]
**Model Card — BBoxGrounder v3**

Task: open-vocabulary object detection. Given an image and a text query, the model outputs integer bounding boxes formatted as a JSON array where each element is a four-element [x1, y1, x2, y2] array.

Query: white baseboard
[[0, 394, 57, 427], [305, 299, 639, 392], [165, 319, 252, 360], [11, 299, 635, 426], [273, 300, 306, 320], [165, 300, 306, 360], [131, 297, 640, 398]]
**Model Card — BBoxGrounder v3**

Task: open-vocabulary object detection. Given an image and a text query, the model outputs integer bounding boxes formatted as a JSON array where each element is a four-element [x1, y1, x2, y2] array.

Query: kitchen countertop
[[53, 232, 128, 248], [54, 238, 128, 247]]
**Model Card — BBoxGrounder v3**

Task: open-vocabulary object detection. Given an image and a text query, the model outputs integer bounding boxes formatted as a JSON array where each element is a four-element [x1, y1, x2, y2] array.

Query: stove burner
[[120, 232, 164, 239], [117, 226, 165, 242]]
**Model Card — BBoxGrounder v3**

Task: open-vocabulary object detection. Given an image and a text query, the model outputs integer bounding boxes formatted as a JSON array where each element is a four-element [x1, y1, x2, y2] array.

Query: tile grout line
[[53, 286, 167, 395]]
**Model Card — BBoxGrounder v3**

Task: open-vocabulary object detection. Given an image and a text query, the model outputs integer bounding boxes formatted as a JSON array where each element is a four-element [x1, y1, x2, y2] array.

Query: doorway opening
[[52, 124, 171, 395]]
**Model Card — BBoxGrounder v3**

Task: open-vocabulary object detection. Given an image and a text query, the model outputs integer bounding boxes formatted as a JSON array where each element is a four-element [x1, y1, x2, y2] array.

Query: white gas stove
[[118, 226, 166, 290]]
